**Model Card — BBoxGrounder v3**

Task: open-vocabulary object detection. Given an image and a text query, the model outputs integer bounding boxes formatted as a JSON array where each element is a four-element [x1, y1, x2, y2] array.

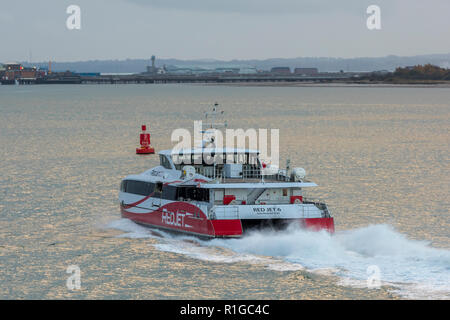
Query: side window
[[147, 182, 155, 195], [162, 185, 177, 200], [127, 181, 140, 195], [159, 155, 172, 169], [120, 180, 127, 192], [249, 154, 258, 165], [176, 187, 209, 202], [124, 180, 153, 196], [153, 182, 163, 198]]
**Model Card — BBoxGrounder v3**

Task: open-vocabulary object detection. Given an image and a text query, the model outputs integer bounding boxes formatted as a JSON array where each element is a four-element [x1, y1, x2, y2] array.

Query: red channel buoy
[[136, 125, 155, 154]]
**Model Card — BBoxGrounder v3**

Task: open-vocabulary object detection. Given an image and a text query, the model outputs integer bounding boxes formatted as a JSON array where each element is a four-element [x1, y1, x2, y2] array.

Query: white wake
[[107, 219, 450, 299]]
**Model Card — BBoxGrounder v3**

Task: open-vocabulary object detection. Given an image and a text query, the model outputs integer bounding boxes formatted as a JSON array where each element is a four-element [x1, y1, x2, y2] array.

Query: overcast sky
[[1, 0, 449, 62]]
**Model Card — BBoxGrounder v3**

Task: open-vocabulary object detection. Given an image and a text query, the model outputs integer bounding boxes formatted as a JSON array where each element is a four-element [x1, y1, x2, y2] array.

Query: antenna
[[200, 102, 227, 148], [286, 158, 291, 181], [203, 102, 226, 131]]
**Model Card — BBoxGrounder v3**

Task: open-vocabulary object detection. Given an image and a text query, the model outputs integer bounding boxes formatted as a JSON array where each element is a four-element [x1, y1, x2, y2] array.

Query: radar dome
[[292, 167, 306, 181]]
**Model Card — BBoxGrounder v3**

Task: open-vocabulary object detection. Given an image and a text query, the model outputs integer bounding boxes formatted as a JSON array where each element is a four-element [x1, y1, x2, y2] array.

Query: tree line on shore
[[367, 64, 450, 81]]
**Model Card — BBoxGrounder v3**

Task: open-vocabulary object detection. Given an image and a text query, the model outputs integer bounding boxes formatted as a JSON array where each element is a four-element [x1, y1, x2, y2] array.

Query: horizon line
[[4, 52, 450, 65]]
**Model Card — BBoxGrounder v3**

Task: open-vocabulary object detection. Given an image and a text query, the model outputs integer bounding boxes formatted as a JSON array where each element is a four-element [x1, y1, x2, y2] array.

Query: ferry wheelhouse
[[119, 147, 334, 238]]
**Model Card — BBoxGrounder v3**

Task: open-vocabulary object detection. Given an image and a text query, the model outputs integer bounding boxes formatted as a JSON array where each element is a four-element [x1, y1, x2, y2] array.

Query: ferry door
[[153, 182, 163, 208]]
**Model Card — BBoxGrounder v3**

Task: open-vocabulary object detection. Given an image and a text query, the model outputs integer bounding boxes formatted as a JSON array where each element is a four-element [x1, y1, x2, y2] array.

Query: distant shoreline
[[196, 80, 450, 88], [2, 79, 450, 88]]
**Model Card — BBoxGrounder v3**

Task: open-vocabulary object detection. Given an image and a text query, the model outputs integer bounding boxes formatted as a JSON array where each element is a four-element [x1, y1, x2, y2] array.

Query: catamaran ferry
[[119, 106, 334, 238]]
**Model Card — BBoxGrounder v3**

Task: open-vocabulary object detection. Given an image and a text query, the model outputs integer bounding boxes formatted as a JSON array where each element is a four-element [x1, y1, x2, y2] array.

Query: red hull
[[120, 202, 334, 237], [303, 217, 335, 233]]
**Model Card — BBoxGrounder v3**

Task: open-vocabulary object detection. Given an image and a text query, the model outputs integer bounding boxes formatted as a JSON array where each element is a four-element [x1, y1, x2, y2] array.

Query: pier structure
[[1, 59, 357, 85], [76, 73, 352, 85]]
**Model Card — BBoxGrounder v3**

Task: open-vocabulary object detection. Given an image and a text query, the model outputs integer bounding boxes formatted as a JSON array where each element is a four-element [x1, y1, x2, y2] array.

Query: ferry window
[[225, 153, 234, 164], [147, 182, 155, 194], [193, 154, 202, 165], [177, 187, 209, 202], [181, 154, 192, 165], [124, 180, 152, 196], [120, 180, 127, 192], [162, 185, 177, 200], [159, 155, 172, 169], [173, 154, 193, 170], [236, 153, 246, 164], [199, 188, 210, 202], [177, 187, 186, 200], [249, 154, 258, 165], [153, 182, 163, 198], [172, 154, 181, 165]]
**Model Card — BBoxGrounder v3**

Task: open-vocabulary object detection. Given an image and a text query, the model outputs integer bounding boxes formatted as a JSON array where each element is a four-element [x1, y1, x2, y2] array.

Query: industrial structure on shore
[[0, 62, 85, 84], [0, 56, 357, 85]]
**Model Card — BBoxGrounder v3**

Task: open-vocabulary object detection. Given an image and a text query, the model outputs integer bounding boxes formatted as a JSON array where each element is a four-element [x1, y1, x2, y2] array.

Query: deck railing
[[302, 198, 332, 218], [193, 164, 291, 182]]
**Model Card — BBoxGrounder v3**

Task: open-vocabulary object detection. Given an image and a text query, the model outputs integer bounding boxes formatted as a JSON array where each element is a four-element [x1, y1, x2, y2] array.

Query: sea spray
[[107, 219, 450, 299]]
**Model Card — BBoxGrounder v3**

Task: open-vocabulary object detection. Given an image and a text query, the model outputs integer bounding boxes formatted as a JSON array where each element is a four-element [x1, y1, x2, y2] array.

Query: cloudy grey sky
[[1, 0, 449, 62]]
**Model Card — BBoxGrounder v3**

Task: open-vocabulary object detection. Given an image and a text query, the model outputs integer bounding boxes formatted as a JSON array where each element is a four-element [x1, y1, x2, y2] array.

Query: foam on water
[[107, 219, 154, 238], [107, 219, 450, 299]]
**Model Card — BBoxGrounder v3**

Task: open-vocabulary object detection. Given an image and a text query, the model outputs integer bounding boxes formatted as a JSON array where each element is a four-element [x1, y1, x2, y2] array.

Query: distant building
[[270, 67, 291, 74], [1, 63, 42, 84], [239, 67, 257, 74], [165, 66, 193, 75], [144, 56, 168, 74], [1, 63, 22, 82], [75, 72, 101, 77], [4, 62, 21, 71], [19, 69, 37, 80], [146, 55, 157, 73], [372, 70, 390, 76], [294, 67, 318, 76], [214, 67, 240, 74]]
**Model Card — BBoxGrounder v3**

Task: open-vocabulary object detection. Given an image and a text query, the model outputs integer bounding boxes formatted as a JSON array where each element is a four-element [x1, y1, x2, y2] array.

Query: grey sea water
[[0, 84, 449, 299]]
